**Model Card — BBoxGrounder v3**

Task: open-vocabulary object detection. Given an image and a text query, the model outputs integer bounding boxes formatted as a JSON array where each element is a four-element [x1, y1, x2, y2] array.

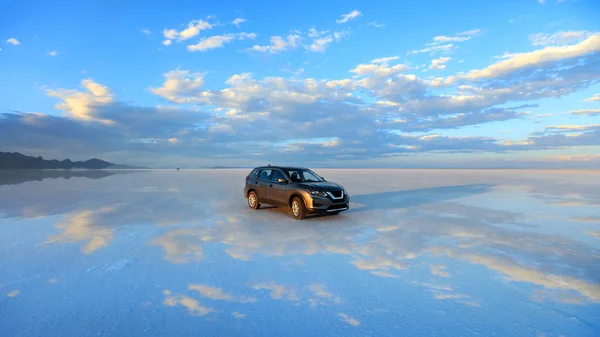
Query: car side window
[[258, 169, 272, 181], [272, 170, 286, 183]]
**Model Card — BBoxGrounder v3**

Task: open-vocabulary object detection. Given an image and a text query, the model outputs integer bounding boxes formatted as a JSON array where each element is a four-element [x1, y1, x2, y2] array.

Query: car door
[[268, 169, 289, 206], [255, 169, 273, 203]]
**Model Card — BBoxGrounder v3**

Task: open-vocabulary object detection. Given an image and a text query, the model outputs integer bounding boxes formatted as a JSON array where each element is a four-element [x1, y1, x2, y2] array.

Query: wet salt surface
[[1, 169, 599, 336]]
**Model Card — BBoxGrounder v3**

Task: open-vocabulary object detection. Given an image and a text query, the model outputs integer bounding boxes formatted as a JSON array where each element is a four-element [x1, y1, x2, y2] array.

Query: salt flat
[[1, 169, 599, 336]]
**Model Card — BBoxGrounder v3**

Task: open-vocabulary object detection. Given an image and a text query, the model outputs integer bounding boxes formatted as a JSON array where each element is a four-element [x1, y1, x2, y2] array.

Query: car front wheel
[[248, 191, 260, 210], [291, 196, 306, 220]]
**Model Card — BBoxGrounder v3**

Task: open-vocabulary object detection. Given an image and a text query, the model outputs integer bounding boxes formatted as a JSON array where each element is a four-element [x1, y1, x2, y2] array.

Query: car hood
[[296, 181, 343, 192]]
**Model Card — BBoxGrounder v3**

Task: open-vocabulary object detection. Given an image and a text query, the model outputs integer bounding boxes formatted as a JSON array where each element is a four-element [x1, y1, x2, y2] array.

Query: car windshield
[[285, 169, 324, 182]]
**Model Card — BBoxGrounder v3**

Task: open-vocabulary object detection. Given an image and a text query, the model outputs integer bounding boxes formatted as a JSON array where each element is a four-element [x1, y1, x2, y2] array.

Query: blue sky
[[1, 0, 599, 168]]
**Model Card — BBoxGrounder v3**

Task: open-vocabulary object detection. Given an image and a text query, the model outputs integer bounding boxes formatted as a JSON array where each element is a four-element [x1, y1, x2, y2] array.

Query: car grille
[[327, 190, 344, 199]]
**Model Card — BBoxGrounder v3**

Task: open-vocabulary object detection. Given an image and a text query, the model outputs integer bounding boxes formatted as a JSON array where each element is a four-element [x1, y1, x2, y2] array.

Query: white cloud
[[367, 21, 385, 28], [150, 70, 204, 103], [250, 34, 301, 53], [46, 79, 115, 124], [538, 0, 546, 3], [141, 29, 151, 35], [48, 51, 58, 57], [446, 33, 600, 83], [162, 39, 172, 46], [232, 18, 245, 27], [336, 10, 362, 24], [162, 19, 214, 42], [232, 312, 246, 318], [530, 31, 592, 46], [251, 28, 345, 54], [370, 56, 398, 64], [433, 30, 481, 43], [584, 93, 600, 102], [429, 57, 451, 70], [6, 38, 20, 45], [187, 32, 256, 52], [411, 44, 453, 55]]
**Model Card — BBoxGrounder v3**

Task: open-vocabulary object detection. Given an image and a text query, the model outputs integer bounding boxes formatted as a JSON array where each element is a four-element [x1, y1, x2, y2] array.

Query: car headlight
[[307, 190, 328, 197]]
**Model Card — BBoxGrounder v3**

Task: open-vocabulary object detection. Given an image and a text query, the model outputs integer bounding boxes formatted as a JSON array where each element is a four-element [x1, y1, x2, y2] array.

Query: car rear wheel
[[291, 196, 306, 220], [248, 191, 260, 210]]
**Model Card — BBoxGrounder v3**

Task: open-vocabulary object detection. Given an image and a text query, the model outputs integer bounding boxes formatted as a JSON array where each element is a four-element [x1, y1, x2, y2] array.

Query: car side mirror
[[278, 178, 288, 184], [320, 176, 326, 181]]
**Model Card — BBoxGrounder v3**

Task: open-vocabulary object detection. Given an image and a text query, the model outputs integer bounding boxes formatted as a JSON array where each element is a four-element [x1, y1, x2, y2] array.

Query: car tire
[[291, 196, 306, 220], [248, 191, 260, 210]]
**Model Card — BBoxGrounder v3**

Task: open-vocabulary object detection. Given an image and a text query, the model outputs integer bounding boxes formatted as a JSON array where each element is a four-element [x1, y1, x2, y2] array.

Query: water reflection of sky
[[1, 169, 599, 336]]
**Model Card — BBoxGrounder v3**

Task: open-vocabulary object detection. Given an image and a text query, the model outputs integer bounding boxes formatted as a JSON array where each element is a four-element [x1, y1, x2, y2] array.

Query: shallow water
[[1, 169, 599, 336]]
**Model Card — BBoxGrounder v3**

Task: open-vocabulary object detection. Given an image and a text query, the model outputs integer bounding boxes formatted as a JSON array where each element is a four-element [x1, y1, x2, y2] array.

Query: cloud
[[538, 0, 546, 3], [141, 29, 151, 35], [250, 34, 301, 54], [6, 38, 20, 45], [232, 18, 245, 27], [150, 70, 205, 103], [446, 33, 600, 83], [337, 313, 360, 326], [46, 79, 115, 124], [187, 32, 256, 52], [336, 10, 361, 24], [410, 44, 453, 55], [48, 51, 58, 57], [163, 19, 214, 41], [162, 39, 172, 46], [584, 93, 600, 102], [433, 29, 482, 43], [568, 109, 600, 116], [429, 57, 451, 70], [530, 31, 592, 46], [411, 29, 480, 55], [367, 21, 385, 28], [232, 312, 246, 318]]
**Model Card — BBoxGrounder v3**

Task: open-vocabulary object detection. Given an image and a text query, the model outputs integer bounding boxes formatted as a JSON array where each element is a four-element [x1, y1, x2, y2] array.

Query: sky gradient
[[1, 0, 600, 168]]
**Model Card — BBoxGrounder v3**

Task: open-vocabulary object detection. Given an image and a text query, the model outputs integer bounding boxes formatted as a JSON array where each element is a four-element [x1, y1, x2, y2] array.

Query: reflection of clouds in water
[[2, 169, 600, 310], [6, 290, 20, 297], [232, 312, 246, 318], [189, 284, 257, 303], [252, 282, 300, 302], [414, 281, 481, 307], [307, 283, 342, 307], [163, 289, 213, 317], [154, 192, 600, 304], [47, 209, 115, 254], [337, 313, 360, 327], [445, 250, 600, 304], [587, 231, 600, 239], [151, 229, 204, 263]]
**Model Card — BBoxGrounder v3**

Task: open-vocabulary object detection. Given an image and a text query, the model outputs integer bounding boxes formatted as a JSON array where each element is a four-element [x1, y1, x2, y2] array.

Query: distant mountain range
[[0, 151, 147, 169]]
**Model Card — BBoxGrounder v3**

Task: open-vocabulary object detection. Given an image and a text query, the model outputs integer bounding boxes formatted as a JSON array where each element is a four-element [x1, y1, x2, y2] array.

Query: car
[[243, 165, 350, 220]]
